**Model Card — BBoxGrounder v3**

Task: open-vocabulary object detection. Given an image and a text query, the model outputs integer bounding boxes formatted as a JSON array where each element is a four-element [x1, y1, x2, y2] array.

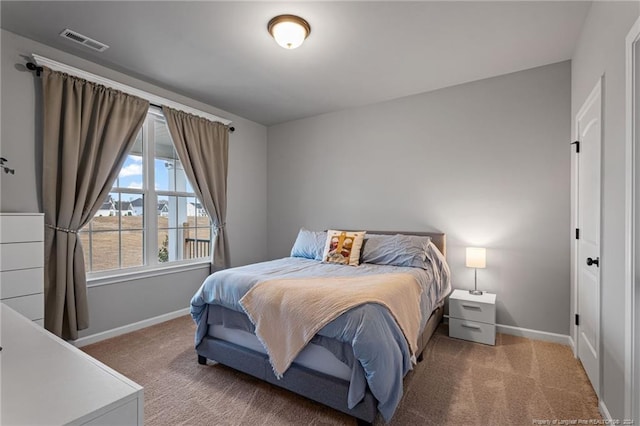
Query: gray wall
[[571, 1, 640, 420], [0, 30, 268, 337], [268, 61, 572, 335]]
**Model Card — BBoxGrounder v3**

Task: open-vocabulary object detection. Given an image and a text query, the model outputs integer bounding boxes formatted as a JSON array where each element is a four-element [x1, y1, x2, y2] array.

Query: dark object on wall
[[0, 157, 15, 175], [26, 61, 43, 76]]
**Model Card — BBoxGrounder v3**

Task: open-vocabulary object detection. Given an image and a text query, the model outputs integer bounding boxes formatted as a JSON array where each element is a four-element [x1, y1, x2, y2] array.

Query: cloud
[[127, 182, 143, 189], [129, 155, 143, 163], [119, 163, 143, 177]]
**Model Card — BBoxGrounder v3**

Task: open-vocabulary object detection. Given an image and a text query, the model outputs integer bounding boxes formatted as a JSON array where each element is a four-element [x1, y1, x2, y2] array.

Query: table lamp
[[466, 247, 486, 295]]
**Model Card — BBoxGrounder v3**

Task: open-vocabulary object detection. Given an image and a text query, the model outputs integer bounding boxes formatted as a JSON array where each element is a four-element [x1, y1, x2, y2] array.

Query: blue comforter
[[191, 255, 450, 421]]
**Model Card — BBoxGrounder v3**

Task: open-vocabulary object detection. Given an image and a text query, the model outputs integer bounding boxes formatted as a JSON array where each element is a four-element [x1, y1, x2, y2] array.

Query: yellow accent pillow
[[322, 230, 366, 266]]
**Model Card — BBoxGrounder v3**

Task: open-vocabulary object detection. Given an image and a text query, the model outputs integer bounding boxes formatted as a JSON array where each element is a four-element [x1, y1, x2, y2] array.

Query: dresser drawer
[[449, 294, 496, 324], [0, 242, 44, 271], [1, 268, 44, 299], [2, 293, 44, 321], [449, 318, 496, 345], [0, 214, 44, 243]]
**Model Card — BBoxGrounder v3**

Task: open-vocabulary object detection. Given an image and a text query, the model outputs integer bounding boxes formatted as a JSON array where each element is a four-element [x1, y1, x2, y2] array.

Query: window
[[80, 109, 213, 274]]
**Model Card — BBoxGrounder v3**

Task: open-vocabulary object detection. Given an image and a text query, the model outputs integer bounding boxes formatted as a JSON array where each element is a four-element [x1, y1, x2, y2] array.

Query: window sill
[[87, 261, 211, 288]]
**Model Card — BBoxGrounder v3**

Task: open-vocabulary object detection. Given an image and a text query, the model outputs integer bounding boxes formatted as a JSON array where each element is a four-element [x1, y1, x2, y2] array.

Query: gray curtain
[[42, 67, 149, 339], [161, 106, 230, 272]]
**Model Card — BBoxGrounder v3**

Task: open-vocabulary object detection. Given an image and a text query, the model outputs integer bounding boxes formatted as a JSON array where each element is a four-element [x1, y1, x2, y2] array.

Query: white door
[[575, 78, 602, 396]]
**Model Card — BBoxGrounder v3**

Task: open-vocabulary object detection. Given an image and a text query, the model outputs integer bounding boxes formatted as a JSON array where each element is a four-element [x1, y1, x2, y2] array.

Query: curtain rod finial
[[26, 62, 43, 77]]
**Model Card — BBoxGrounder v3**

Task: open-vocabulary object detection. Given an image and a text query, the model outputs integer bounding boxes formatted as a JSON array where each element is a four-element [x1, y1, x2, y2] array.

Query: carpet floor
[[82, 316, 601, 425]]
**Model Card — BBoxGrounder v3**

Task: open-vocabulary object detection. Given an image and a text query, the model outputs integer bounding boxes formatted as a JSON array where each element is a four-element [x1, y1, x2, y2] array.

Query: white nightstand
[[448, 289, 496, 345]]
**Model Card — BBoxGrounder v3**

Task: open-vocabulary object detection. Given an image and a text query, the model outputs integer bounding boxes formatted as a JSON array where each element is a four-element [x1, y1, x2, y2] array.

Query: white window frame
[[85, 108, 214, 284], [29, 55, 231, 287]]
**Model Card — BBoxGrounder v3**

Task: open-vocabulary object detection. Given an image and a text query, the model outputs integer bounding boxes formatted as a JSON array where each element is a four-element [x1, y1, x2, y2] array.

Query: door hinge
[[575, 314, 580, 326], [575, 228, 580, 239], [571, 140, 580, 153]]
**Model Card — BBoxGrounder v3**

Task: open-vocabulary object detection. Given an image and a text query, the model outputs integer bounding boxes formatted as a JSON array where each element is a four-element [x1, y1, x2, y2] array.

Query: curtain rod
[[26, 62, 235, 133]]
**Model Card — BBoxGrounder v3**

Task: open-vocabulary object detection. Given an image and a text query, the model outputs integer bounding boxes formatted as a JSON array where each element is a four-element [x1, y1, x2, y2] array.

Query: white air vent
[[59, 29, 109, 52]]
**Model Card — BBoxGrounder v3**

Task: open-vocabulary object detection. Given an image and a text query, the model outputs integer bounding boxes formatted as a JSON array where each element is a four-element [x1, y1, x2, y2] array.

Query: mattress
[[209, 325, 352, 381], [205, 304, 361, 381]]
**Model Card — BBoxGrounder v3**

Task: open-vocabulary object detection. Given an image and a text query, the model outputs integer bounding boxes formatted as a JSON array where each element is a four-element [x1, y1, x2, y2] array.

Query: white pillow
[[321, 230, 366, 266]]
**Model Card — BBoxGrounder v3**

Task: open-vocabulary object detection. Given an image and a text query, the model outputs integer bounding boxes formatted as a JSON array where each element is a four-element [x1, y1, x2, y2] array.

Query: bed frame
[[196, 231, 446, 425]]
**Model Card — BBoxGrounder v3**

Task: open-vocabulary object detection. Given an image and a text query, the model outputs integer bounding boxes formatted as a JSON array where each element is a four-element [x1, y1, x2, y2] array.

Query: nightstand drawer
[[449, 318, 496, 345], [449, 295, 495, 324]]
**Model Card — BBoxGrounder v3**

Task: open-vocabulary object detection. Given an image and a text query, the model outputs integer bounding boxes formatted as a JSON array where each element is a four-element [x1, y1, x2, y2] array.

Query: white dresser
[[449, 289, 497, 345], [0, 303, 144, 425], [0, 212, 44, 325]]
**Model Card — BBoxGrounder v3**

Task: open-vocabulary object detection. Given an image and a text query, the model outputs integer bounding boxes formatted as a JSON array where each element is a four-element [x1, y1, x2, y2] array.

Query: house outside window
[[79, 109, 213, 274]]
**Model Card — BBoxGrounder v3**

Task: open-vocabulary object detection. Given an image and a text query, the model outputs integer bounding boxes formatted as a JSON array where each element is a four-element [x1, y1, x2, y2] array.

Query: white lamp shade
[[466, 247, 486, 269], [270, 20, 309, 49]]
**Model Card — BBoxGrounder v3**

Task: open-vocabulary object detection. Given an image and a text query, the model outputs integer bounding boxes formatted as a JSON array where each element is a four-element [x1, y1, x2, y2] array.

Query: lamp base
[[469, 289, 484, 296]]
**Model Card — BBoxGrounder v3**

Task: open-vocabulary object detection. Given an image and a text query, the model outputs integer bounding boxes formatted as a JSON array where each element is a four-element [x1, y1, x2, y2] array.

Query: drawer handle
[[461, 304, 481, 310], [461, 324, 482, 331]]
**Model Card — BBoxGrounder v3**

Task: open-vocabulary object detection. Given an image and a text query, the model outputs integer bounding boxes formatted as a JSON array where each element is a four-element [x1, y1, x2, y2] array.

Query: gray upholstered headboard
[[352, 230, 446, 257]]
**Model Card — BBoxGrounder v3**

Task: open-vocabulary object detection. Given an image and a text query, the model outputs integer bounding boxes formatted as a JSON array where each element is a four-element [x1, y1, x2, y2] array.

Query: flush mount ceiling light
[[268, 14, 311, 49]]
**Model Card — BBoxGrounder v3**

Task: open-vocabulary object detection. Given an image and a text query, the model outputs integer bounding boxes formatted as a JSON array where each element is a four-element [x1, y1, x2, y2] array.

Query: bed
[[191, 230, 450, 425]]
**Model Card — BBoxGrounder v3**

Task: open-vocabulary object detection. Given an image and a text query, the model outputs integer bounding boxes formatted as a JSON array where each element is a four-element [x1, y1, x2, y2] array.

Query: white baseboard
[[71, 307, 191, 348], [79, 311, 572, 348], [599, 399, 612, 422], [496, 323, 572, 346], [568, 335, 576, 355]]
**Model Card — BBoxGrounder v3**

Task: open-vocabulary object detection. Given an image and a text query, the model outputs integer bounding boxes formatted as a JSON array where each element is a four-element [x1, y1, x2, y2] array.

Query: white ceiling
[[1, 1, 591, 126]]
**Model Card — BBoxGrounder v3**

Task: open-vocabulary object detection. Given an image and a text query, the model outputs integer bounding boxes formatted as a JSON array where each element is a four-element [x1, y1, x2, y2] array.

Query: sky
[[110, 117, 196, 203], [115, 154, 193, 200]]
